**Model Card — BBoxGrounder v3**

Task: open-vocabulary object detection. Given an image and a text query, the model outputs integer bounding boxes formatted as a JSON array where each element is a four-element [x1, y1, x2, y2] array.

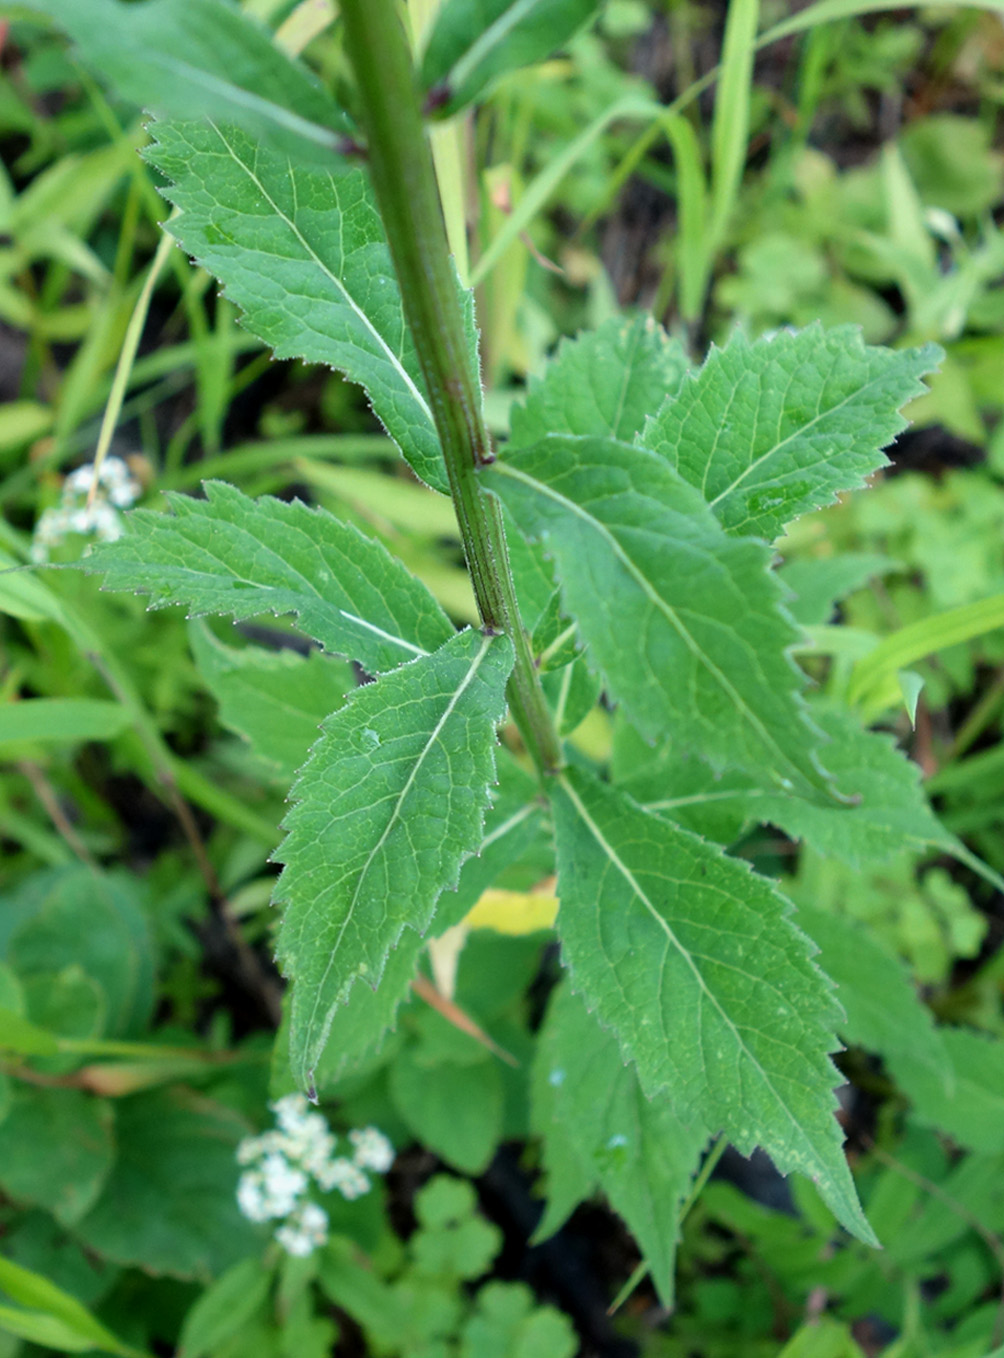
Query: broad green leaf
[[510, 315, 689, 448], [275, 629, 514, 1091], [627, 707, 956, 868], [81, 482, 454, 674], [552, 767, 875, 1243], [0, 698, 130, 752], [778, 552, 895, 626], [176, 1257, 272, 1358], [390, 1048, 503, 1174], [484, 434, 832, 797], [640, 327, 941, 541], [421, 0, 601, 115], [0, 1256, 141, 1358], [896, 1028, 1004, 1154], [0, 1085, 115, 1226], [795, 905, 951, 1093], [189, 621, 353, 783], [460, 1282, 577, 1358], [531, 983, 709, 1304], [0, 1005, 59, 1056], [145, 121, 474, 492], [311, 754, 542, 1090], [22, 0, 348, 160], [74, 1088, 258, 1280]]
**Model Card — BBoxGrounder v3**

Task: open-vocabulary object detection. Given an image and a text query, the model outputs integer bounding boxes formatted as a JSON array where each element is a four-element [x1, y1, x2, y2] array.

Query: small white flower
[[237, 1171, 271, 1224], [259, 1152, 307, 1217], [349, 1126, 395, 1174], [275, 1201, 328, 1258], [316, 1156, 371, 1200], [271, 1093, 311, 1133]]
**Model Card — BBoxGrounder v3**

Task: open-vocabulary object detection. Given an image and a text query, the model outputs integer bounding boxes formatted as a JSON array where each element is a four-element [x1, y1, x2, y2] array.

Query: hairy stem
[[339, 0, 563, 776]]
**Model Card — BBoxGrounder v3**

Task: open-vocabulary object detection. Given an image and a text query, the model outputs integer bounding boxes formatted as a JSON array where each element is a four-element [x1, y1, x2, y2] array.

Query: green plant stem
[[339, 0, 562, 777]]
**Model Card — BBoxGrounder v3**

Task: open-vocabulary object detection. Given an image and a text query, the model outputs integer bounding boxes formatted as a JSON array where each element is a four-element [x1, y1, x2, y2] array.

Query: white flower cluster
[[31, 456, 141, 563], [235, 1095, 394, 1257]]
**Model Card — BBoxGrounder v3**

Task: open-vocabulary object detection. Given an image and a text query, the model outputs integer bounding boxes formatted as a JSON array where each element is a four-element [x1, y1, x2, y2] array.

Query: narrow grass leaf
[[80, 482, 454, 674], [422, 0, 601, 115], [145, 119, 477, 493], [484, 434, 832, 797], [641, 327, 941, 541], [532, 982, 709, 1305], [552, 767, 876, 1243], [275, 629, 514, 1091]]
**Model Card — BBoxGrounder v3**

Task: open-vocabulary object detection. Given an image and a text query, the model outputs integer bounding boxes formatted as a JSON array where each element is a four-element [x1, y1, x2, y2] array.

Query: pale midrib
[[496, 461, 807, 787], [303, 633, 496, 1067], [707, 366, 893, 511], [208, 123, 434, 426], [444, 0, 540, 95], [154, 58, 339, 149], [559, 774, 817, 1162]]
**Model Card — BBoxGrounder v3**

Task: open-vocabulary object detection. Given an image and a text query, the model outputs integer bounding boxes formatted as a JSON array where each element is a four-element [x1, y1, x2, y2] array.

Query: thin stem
[[339, 0, 563, 778]]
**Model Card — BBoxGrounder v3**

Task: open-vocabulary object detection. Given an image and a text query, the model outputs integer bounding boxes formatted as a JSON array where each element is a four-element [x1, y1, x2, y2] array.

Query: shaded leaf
[[485, 434, 832, 797], [896, 1027, 1004, 1154], [552, 766, 874, 1242], [23, 0, 348, 160], [531, 983, 709, 1304], [275, 629, 514, 1090], [778, 552, 896, 626], [390, 1050, 503, 1174], [640, 327, 941, 540], [145, 121, 476, 492], [82, 482, 453, 675], [0, 1086, 115, 1227], [422, 0, 601, 115]]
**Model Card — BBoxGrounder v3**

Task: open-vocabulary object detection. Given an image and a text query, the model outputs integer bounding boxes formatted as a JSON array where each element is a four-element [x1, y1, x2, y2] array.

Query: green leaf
[[421, 0, 601, 115], [510, 315, 689, 448], [630, 707, 956, 868], [189, 622, 353, 784], [0, 1085, 115, 1226], [23, 0, 348, 160], [551, 766, 875, 1243], [460, 1282, 577, 1358], [639, 327, 941, 541], [485, 434, 832, 797], [177, 1257, 272, 1358], [778, 553, 896, 627], [531, 983, 709, 1304], [275, 628, 514, 1091], [74, 1088, 258, 1280], [794, 905, 951, 1093], [311, 754, 542, 1090], [390, 1049, 503, 1174], [0, 1256, 142, 1358], [0, 1005, 60, 1057], [896, 1028, 1004, 1154], [145, 121, 475, 492], [0, 699, 130, 752], [81, 482, 454, 674]]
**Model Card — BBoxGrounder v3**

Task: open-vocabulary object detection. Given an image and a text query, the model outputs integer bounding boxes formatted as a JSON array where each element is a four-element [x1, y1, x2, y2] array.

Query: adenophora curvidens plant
[[37, 0, 982, 1303]]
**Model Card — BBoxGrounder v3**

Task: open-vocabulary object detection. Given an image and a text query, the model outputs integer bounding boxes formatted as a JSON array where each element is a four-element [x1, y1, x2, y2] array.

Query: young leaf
[[81, 482, 454, 674], [552, 767, 876, 1243], [421, 0, 601, 116], [275, 629, 514, 1091], [145, 120, 477, 493], [484, 434, 832, 797], [510, 315, 690, 448], [532, 983, 709, 1305], [640, 327, 941, 541], [23, 0, 348, 161], [188, 622, 353, 784], [626, 707, 956, 868]]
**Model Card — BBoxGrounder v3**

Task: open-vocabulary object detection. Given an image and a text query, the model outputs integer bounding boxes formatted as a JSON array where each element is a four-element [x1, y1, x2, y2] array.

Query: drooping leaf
[[310, 754, 543, 1090], [624, 707, 956, 868], [81, 482, 454, 674], [795, 904, 951, 1094], [275, 629, 514, 1091], [895, 1027, 1004, 1154], [189, 621, 353, 783], [484, 434, 832, 797], [23, 0, 348, 160], [531, 983, 709, 1304], [145, 121, 478, 492], [510, 315, 690, 448], [73, 1088, 258, 1280], [551, 766, 875, 1243], [639, 326, 941, 541], [421, 0, 601, 115]]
